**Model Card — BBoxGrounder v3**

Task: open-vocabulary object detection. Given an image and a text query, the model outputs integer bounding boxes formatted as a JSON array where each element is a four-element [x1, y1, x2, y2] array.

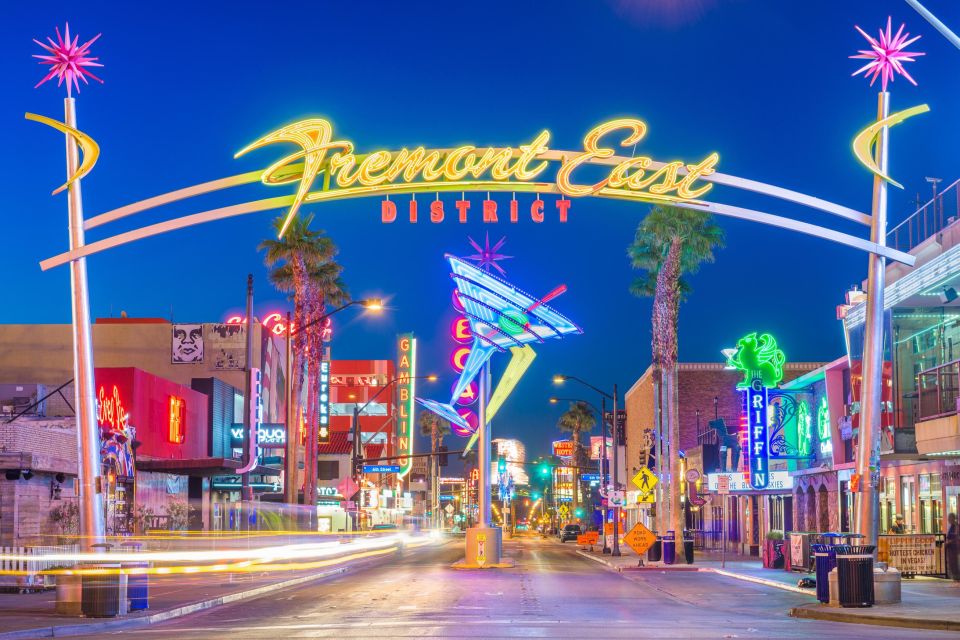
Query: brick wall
[[0, 418, 78, 472]]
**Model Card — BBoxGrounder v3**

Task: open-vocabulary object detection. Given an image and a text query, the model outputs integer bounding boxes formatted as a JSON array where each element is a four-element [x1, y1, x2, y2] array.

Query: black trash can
[[663, 531, 676, 565], [836, 545, 876, 608], [648, 537, 662, 562], [81, 564, 121, 618], [683, 537, 694, 564], [811, 543, 844, 604]]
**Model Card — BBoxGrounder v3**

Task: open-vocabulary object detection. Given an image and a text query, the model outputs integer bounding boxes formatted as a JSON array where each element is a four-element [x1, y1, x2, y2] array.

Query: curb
[[576, 550, 814, 595], [790, 604, 960, 632], [0, 552, 386, 640]]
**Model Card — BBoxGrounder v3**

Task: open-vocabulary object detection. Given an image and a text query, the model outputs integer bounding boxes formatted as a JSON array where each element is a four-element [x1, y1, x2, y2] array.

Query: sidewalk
[[0, 542, 409, 639], [574, 543, 960, 631]]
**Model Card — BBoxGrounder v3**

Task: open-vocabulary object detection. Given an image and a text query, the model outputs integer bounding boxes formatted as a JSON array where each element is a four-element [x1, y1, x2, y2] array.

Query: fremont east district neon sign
[[235, 117, 719, 235]]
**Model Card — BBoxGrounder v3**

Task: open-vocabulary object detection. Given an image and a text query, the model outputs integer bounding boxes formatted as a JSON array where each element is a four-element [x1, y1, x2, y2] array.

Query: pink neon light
[[851, 17, 924, 91], [33, 23, 103, 97]]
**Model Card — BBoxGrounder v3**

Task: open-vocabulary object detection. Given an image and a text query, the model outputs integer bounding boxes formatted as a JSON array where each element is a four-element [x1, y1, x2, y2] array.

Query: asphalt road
[[79, 536, 957, 639]]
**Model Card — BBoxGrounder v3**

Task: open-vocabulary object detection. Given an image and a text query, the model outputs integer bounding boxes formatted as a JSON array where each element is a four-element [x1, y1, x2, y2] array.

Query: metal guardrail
[[917, 360, 960, 421], [0, 544, 79, 592], [888, 179, 960, 254]]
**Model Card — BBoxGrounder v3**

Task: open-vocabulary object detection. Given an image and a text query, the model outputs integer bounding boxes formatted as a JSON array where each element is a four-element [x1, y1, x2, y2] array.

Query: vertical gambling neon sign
[[397, 334, 416, 479]]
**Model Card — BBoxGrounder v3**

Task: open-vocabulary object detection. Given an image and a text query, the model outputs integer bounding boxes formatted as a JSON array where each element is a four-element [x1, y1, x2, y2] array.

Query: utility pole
[[612, 383, 621, 556], [241, 275, 254, 528], [601, 396, 610, 554], [283, 311, 297, 508]]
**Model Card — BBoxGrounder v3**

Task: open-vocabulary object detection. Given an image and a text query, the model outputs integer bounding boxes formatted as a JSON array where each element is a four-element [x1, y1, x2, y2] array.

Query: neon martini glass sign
[[417, 255, 581, 432]]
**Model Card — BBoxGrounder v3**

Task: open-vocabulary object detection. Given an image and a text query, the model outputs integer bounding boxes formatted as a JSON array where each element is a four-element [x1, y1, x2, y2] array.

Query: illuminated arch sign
[[31, 115, 919, 272]]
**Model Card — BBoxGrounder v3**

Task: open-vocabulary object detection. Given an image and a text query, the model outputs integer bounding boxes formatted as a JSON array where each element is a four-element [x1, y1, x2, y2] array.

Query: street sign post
[[623, 522, 656, 556], [363, 464, 401, 473], [717, 474, 729, 568]]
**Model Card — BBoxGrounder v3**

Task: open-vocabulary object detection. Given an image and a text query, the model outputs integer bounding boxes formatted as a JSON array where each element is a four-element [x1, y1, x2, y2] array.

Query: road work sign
[[623, 522, 656, 555]]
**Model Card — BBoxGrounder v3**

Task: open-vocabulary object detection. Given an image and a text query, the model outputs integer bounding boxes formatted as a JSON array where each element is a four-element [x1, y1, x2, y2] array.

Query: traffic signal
[[575, 507, 585, 518], [532, 492, 541, 500], [354, 456, 364, 476], [497, 457, 507, 473], [439, 445, 449, 467], [539, 462, 551, 476]]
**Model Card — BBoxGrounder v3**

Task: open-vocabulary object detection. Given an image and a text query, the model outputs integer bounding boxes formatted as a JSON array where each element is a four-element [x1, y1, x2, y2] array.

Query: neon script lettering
[[237, 118, 718, 235], [97, 385, 128, 430]]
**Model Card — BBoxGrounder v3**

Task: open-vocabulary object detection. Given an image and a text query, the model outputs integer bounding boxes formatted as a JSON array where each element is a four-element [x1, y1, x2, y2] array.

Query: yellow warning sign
[[632, 466, 658, 494]]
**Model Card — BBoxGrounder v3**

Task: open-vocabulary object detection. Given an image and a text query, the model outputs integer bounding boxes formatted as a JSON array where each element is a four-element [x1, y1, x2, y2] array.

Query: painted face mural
[[171, 324, 204, 363]]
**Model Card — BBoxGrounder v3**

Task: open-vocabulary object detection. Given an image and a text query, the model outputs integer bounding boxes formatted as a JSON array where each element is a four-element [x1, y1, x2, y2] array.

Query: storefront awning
[[136, 457, 279, 476]]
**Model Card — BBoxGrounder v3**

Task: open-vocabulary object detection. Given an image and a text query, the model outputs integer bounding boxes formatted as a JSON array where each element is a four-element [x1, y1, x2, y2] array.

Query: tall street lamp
[[284, 298, 384, 509], [350, 373, 436, 530], [550, 396, 609, 554], [554, 374, 622, 556]]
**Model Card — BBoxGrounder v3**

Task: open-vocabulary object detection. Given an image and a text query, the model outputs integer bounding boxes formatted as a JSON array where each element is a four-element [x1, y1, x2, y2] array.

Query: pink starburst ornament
[[33, 23, 103, 97], [851, 17, 924, 91]]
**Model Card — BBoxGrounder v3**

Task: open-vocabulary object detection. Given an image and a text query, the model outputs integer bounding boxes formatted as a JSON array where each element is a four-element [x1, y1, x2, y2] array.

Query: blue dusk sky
[[2, 1, 959, 457]]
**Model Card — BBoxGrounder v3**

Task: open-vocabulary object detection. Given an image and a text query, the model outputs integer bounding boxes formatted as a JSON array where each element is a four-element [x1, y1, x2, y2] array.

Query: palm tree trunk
[[654, 237, 685, 561], [572, 427, 580, 521]]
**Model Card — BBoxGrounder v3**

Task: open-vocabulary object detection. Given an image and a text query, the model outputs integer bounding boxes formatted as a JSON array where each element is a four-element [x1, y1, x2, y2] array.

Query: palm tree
[[557, 401, 595, 521], [260, 213, 348, 507], [419, 412, 451, 528], [628, 204, 723, 559]]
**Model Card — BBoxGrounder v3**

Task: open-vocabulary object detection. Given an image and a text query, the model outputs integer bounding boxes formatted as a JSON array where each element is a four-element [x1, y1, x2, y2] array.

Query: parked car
[[560, 523, 582, 542]]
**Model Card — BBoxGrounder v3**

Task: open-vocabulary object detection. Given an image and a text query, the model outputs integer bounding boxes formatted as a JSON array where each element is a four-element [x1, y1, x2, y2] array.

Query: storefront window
[[919, 473, 943, 533], [900, 475, 916, 533], [893, 308, 960, 429]]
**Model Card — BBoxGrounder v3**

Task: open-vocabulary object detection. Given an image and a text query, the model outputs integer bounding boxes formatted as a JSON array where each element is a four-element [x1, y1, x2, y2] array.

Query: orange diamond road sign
[[623, 522, 656, 555]]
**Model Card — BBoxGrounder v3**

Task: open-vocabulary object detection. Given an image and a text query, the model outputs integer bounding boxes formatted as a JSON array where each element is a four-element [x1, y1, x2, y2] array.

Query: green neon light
[[817, 396, 832, 455], [498, 310, 529, 335], [726, 332, 786, 388], [797, 400, 812, 457]]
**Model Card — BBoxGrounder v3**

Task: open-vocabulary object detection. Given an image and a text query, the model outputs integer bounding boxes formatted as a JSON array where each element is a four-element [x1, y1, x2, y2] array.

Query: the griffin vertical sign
[[397, 334, 416, 478], [747, 379, 769, 489]]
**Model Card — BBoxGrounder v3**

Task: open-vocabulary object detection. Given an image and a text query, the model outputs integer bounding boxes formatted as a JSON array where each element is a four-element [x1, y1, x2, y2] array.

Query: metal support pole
[[64, 97, 105, 551], [478, 361, 491, 528], [855, 91, 890, 549], [351, 404, 360, 531], [612, 383, 621, 556], [601, 396, 610, 554], [241, 275, 254, 505], [283, 311, 297, 507]]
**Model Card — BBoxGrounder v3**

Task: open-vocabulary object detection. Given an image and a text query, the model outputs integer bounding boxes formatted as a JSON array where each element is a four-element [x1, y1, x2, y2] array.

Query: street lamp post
[[350, 373, 436, 530], [282, 298, 383, 512], [550, 395, 607, 553], [553, 375, 620, 555]]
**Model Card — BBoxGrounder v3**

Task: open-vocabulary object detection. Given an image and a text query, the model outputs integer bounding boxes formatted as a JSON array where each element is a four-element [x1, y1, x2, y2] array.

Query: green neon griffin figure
[[727, 332, 786, 388]]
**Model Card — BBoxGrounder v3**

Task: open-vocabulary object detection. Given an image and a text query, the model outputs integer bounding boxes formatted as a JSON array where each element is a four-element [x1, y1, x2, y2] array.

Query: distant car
[[560, 524, 582, 542]]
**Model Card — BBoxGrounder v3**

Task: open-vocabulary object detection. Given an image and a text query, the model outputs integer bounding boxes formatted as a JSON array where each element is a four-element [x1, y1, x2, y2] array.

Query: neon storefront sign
[[168, 395, 186, 444], [396, 334, 416, 479], [225, 312, 332, 340], [96, 385, 128, 430]]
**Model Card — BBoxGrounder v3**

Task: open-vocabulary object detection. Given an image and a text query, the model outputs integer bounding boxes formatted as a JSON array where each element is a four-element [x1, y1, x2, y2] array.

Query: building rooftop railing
[[888, 179, 960, 255], [917, 359, 960, 422]]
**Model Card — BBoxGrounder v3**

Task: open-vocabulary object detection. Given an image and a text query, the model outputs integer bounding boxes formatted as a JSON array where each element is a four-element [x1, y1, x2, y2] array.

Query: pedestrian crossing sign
[[632, 466, 658, 494], [637, 492, 656, 503], [558, 504, 569, 517]]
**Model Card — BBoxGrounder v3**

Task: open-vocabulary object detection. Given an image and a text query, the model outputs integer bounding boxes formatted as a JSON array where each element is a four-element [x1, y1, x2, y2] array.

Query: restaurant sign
[[707, 471, 793, 492], [878, 535, 941, 576]]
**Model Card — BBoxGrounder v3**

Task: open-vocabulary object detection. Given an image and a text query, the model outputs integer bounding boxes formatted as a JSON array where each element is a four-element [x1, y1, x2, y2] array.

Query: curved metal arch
[[39, 185, 913, 271]]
